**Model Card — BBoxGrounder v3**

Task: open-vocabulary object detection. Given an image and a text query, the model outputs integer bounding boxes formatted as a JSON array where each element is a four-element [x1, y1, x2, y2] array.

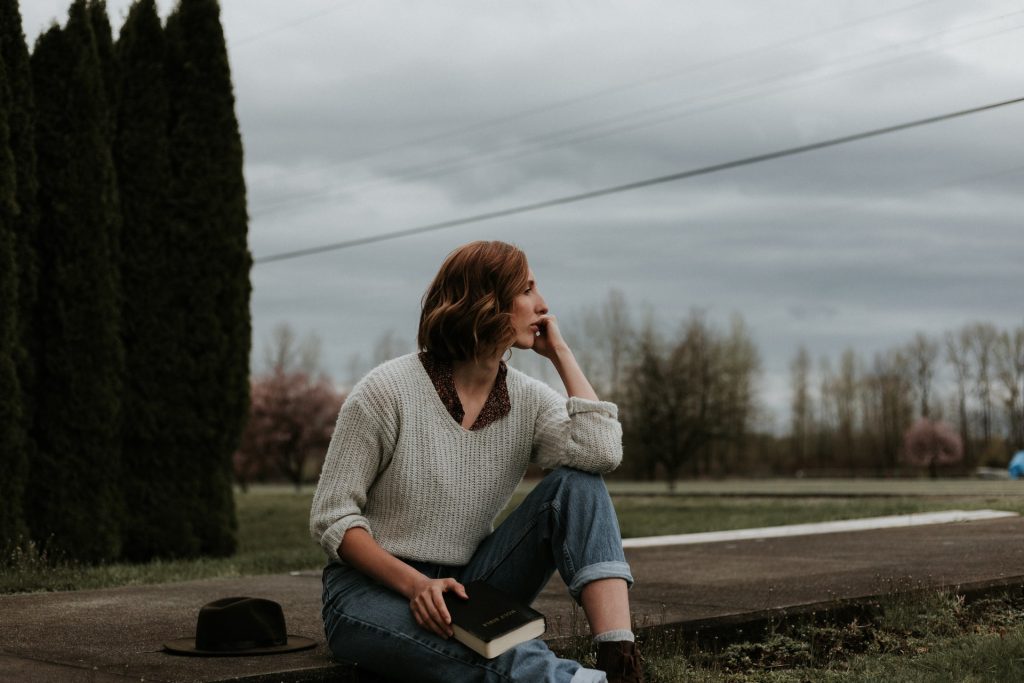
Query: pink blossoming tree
[[234, 370, 345, 490], [902, 418, 963, 478]]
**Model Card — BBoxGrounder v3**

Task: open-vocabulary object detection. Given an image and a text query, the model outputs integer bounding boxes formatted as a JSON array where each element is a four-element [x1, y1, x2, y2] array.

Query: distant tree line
[[0, 0, 250, 564], [789, 323, 1023, 475], [245, 299, 1020, 489], [565, 292, 1022, 483]]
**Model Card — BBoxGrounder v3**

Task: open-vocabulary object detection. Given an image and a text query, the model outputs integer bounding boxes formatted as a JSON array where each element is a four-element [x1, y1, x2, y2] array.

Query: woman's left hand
[[531, 314, 570, 360]]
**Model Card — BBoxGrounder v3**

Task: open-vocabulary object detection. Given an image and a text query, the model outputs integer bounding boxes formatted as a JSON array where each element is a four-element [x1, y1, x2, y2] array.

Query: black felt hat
[[164, 597, 317, 656]]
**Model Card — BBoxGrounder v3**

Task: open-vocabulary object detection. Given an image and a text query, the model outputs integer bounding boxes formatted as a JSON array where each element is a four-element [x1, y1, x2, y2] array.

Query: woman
[[310, 241, 644, 682]]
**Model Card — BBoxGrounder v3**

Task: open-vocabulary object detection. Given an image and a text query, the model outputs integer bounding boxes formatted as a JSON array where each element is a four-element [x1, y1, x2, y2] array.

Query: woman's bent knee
[[544, 466, 605, 491]]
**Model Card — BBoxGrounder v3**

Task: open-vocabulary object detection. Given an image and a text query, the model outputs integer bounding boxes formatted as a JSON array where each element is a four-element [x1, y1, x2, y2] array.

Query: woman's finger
[[431, 585, 452, 628], [414, 599, 446, 638], [449, 579, 469, 600], [419, 592, 451, 636]]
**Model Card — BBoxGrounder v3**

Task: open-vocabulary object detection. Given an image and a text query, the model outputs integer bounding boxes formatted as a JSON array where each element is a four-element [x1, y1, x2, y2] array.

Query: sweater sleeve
[[309, 387, 394, 562], [530, 382, 623, 473]]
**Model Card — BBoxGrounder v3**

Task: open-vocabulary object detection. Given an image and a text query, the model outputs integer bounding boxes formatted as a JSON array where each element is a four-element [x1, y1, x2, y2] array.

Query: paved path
[[2, 516, 1024, 682]]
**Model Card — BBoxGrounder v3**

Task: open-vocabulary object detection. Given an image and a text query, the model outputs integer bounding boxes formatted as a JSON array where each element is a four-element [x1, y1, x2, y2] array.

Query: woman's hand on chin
[[531, 314, 570, 361]]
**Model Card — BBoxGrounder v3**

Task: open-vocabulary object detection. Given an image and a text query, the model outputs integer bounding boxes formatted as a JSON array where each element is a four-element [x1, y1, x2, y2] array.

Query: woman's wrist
[[550, 346, 599, 400], [547, 343, 574, 365]]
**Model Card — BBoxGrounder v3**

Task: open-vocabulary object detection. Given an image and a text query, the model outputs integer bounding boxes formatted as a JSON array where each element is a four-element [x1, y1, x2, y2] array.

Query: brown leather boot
[[595, 640, 645, 683]]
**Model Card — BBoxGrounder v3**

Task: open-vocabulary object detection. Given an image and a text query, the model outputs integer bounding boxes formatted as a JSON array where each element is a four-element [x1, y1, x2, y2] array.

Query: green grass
[[3, 481, 1023, 594], [636, 591, 1024, 683], [0, 489, 322, 594]]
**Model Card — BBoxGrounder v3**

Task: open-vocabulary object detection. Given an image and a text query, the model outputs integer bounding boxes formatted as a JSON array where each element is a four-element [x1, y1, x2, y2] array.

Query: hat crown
[[194, 597, 287, 652]]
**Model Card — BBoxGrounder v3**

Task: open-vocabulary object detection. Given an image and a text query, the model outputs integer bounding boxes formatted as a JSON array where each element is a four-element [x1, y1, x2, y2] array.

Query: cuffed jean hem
[[571, 666, 608, 683], [567, 561, 634, 603]]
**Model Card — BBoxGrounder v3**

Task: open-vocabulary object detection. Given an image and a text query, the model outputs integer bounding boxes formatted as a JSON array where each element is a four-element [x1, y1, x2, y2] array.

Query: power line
[[252, 95, 1024, 265], [232, 2, 359, 47], [251, 8, 1024, 218], [246, 0, 950, 191]]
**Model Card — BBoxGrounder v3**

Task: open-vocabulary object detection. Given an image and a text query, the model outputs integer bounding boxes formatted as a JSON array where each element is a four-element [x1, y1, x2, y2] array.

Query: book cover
[[443, 581, 546, 659]]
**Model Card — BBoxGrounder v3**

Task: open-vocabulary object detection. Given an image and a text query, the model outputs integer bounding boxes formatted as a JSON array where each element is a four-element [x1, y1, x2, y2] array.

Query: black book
[[442, 581, 546, 659]]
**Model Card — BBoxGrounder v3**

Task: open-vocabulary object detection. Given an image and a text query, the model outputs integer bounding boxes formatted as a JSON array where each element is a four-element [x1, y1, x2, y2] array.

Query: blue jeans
[[321, 467, 634, 682]]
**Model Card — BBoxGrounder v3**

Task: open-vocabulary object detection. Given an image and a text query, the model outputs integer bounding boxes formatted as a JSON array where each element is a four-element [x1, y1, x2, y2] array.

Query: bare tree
[[575, 289, 635, 400], [967, 323, 999, 448], [995, 326, 1024, 451], [621, 311, 758, 486], [600, 289, 633, 400], [816, 355, 836, 469], [372, 329, 408, 366], [620, 317, 668, 482], [946, 329, 973, 463], [718, 314, 761, 471], [906, 332, 939, 419], [835, 349, 859, 465], [790, 347, 812, 471], [862, 350, 914, 472], [263, 323, 322, 374], [666, 312, 720, 481]]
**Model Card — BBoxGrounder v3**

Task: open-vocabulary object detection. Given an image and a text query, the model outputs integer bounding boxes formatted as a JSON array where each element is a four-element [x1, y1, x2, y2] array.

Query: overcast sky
[[23, 0, 1024, 426]]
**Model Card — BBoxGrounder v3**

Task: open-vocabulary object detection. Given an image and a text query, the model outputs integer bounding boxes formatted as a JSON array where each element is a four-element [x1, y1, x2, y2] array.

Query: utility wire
[[251, 9, 1024, 218], [253, 95, 1024, 265], [247, 0, 950, 190], [232, 2, 359, 47]]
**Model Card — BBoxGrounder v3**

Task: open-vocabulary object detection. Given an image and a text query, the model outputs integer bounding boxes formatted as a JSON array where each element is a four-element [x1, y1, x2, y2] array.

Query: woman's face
[[509, 268, 548, 350]]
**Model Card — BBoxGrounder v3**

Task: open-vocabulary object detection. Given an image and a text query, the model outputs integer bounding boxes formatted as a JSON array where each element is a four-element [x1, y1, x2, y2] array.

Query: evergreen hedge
[[0, 40, 28, 552], [5, 0, 250, 564], [1, 0, 38, 556], [165, 0, 251, 557], [27, 1, 124, 563], [115, 0, 200, 560], [88, 1, 116, 142]]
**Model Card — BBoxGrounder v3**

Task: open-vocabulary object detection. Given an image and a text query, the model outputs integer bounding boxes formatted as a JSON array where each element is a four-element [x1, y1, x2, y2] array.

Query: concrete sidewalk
[[3, 516, 1024, 682]]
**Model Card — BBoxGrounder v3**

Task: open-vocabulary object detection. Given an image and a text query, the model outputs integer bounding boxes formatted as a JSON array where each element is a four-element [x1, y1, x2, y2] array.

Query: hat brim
[[163, 635, 317, 656]]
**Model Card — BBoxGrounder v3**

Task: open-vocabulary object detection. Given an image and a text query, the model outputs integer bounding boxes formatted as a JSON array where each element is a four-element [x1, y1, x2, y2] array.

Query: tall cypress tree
[[115, 0, 199, 560], [87, 1, 116, 145], [0, 38, 28, 552], [1, 0, 38, 555], [165, 0, 251, 556], [27, 1, 124, 563]]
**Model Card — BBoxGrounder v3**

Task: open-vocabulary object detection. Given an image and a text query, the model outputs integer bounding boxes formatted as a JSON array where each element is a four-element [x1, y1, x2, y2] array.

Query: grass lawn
[[3, 479, 1023, 594]]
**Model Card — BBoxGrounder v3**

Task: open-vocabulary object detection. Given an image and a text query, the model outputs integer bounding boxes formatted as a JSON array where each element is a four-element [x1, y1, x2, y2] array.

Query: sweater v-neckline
[[416, 353, 510, 434], [413, 355, 499, 435]]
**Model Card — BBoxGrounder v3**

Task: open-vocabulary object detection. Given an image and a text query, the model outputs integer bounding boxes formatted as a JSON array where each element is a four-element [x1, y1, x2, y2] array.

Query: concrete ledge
[[3, 515, 1024, 682]]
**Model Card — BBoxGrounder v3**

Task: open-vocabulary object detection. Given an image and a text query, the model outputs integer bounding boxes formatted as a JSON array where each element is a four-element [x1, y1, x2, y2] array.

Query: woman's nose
[[537, 295, 548, 315]]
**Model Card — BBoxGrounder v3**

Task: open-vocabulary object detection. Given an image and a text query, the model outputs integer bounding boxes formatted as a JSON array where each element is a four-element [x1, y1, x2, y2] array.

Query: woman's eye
[[525, 288, 532, 294]]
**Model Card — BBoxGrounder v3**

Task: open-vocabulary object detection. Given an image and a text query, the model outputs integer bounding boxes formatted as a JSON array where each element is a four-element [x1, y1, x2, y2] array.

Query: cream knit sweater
[[310, 352, 623, 565]]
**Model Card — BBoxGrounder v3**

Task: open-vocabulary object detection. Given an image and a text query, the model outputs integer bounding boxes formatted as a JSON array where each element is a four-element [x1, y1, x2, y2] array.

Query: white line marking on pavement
[[621, 509, 1020, 549]]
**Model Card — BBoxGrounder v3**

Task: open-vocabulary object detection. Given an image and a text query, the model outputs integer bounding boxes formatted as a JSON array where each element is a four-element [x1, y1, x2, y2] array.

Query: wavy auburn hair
[[418, 241, 530, 362]]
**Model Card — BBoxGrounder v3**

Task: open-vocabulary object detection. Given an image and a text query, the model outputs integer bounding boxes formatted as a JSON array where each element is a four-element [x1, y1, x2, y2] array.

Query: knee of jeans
[[546, 467, 606, 496]]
